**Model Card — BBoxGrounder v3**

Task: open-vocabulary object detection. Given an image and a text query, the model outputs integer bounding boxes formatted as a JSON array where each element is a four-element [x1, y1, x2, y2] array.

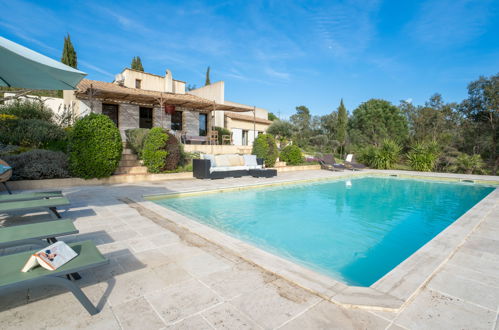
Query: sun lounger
[[0, 191, 63, 203], [0, 240, 108, 315], [0, 219, 77, 249], [345, 154, 366, 170], [0, 197, 70, 218], [319, 154, 347, 171]]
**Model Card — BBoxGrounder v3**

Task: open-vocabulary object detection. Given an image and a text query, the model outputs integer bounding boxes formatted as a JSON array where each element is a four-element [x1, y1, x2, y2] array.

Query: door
[[102, 104, 119, 127], [139, 107, 153, 128], [199, 113, 207, 136]]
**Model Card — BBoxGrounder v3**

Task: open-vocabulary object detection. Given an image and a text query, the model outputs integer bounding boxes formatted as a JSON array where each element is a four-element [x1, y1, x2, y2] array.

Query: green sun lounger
[[0, 219, 78, 249], [0, 191, 63, 203], [0, 240, 108, 315], [0, 197, 70, 218]]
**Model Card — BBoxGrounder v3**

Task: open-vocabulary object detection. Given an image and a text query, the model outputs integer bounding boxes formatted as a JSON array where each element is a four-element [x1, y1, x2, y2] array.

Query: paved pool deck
[[0, 169, 498, 329]]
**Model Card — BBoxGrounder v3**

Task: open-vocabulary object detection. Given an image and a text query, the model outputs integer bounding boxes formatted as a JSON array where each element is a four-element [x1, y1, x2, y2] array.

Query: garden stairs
[[114, 148, 148, 175]]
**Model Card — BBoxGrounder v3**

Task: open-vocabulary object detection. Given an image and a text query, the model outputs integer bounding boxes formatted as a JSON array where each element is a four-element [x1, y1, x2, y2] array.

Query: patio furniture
[[0, 219, 77, 249], [0, 191, 63, 202], [193, 154, 276, 179], [0, 159, 12, 194], [209, 130, 218, 145], [222, 134, 232, 145], [345, 154, 366, 170], [185, 135, 208, 144], [0, 197, 70, 219], [319, 154, 347, 171], [0, 240, 108, 315], [249, 168, 277, 178]]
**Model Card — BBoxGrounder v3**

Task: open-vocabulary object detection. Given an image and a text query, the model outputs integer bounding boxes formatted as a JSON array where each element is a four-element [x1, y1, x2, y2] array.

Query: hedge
[[68, 113, 122, 179], [142, 127, 168, 173], [279, 145, 303, 165], [4, 149, 70, 180], [252, 134, 278, 167]]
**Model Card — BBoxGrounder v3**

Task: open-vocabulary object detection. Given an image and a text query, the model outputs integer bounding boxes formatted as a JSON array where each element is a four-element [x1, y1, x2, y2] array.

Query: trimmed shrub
[[358, 140, 401, 169], [163, 132, 181, 171], [279, 145, 303, 165], [0, 100, 54, 121], [68, 113, 122, 179], [252, 134, 278, 167], [406, 141, 440, 172], [142, 127, 168, 173], [125, 128, 150, 157], [4, 149, 70, 180]]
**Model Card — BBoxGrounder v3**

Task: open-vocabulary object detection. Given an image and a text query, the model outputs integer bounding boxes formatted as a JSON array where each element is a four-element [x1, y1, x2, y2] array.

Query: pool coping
[[137, 171, 499, 312]]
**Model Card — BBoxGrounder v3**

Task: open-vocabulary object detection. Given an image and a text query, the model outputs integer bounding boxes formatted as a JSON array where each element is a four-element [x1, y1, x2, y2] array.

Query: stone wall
[[183, 110, 199, 136]]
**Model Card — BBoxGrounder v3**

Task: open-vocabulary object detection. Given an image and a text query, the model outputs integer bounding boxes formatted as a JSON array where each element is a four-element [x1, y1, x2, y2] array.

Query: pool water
[[153, 177, 494, 286]]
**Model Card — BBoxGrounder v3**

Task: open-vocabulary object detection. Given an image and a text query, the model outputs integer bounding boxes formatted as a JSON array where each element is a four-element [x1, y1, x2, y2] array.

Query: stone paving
[[0, 170, 498, 329]]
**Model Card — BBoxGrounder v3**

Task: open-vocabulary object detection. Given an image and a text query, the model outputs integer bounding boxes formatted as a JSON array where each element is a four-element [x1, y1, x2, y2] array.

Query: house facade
[[64, 68, 272, 146]]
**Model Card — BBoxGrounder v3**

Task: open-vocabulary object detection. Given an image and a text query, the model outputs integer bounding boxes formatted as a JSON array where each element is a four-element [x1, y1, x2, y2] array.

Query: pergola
[[74, 79, 257, 138]]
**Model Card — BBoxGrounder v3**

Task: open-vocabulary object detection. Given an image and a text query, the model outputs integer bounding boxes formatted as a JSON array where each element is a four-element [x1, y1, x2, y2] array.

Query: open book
[[21, 241, 77, 272]]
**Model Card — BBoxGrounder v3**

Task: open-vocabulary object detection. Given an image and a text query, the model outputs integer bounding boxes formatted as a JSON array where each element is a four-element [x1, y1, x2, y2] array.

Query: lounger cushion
[[0, 240, 107, 288], [0, 219, 77, 248]]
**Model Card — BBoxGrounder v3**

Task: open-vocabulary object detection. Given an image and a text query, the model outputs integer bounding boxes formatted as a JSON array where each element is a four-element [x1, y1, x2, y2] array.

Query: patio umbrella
[[0, 36, 86, 90]]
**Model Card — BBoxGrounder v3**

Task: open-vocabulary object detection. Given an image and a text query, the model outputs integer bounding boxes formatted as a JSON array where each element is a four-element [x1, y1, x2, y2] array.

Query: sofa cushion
[[214, 154, 231, 167], [243, 154, 258, 166], [247, 165, 263, 170], [201, 154, 216, 167], [210, 165, 249, 173], [228, 155, 244, 166]]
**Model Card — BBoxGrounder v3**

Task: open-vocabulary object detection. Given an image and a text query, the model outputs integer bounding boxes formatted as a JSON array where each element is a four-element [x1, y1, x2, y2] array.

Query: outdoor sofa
[[193, 154, 277, 179]]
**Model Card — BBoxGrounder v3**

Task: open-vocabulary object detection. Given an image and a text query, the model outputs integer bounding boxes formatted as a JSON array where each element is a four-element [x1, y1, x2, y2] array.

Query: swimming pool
[[152, 176, 494, 286]]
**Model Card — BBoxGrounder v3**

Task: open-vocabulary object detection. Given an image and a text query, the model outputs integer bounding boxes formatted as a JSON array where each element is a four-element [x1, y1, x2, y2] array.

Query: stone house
[[64, 68, 272, 146]]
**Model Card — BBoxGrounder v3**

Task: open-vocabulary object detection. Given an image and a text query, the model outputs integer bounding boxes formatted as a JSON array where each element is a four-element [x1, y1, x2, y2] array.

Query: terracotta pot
[[164, 104, 176, 115]]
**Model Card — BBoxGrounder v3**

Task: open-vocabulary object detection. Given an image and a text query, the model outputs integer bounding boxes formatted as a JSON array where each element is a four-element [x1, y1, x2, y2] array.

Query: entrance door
[[102, 104, 119, 127], [139, 107, 153, 128]]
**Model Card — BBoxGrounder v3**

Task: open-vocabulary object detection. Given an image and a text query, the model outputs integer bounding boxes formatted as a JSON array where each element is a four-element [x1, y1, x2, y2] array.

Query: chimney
[[164, 69, 173, 93]]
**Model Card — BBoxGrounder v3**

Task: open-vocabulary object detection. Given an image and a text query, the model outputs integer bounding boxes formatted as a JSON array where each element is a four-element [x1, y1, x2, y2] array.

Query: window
[[135, 79, 141, 89], [199, 113, 207, 136], [171, 111, 183, 131], [102, 103, 119, 127], [139, 107, 153, 128], [242, 130, 249, 146]]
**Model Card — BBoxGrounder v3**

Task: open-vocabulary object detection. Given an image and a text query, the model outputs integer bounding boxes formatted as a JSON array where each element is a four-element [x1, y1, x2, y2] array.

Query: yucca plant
[[407, 141, 440, 172]]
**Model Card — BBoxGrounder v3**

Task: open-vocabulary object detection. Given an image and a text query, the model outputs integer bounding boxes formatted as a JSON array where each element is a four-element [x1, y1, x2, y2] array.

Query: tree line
[[267, 73, 498, 175]]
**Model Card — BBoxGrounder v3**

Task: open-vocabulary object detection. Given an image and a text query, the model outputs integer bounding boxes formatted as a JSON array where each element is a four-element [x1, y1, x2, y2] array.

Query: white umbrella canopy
[[0, 36, 86, 90]]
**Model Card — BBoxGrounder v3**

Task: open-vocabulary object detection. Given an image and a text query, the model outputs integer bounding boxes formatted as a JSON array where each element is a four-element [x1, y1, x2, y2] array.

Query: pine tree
[[337, 99, 348, 156], [131, 56, 144, 72], [205, 66, 211, 85], [61, 33, 77, 69]]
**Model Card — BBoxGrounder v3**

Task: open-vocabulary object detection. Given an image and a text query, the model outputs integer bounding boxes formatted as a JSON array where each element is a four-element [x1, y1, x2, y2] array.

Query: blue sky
[[1, 0, 498, 118]]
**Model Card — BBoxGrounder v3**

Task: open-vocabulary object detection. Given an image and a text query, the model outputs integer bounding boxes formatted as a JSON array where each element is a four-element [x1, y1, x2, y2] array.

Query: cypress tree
[[205, 66, 211, 85], [337, 99, 348, 156], [131, 56, 144, 71], [61, 33, 77, 68]]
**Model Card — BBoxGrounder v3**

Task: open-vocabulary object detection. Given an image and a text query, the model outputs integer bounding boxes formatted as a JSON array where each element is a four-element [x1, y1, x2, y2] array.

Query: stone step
[[119, 159, 141, 167], [114, 166, 148, 175], [121, 154, 138, 161], [122, 148, 134, 155], [275, 161, 287, 167]]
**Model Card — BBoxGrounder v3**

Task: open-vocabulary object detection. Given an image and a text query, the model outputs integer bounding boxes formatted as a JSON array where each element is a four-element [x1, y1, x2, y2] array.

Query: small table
[[249, 169, 277, 178]]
